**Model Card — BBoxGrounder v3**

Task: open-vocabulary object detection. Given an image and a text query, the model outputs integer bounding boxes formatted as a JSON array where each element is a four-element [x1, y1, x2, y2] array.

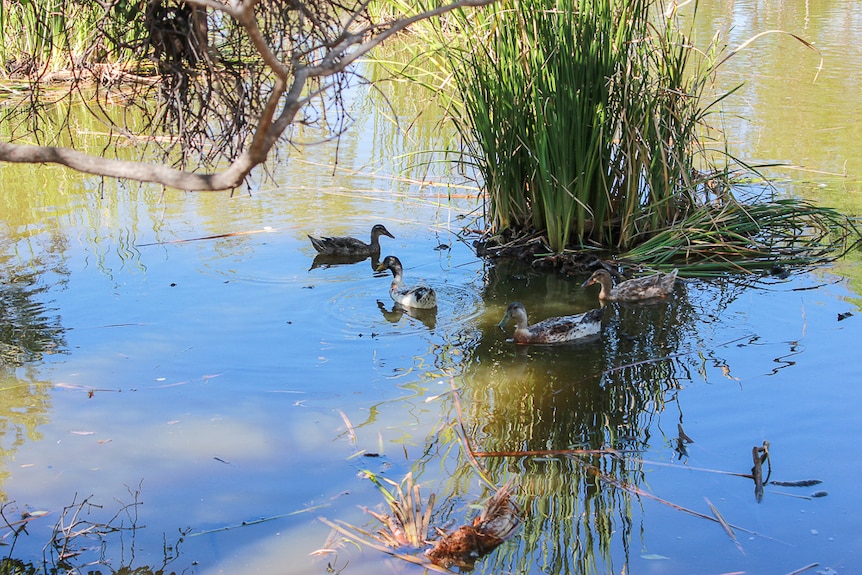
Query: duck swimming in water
[[376, 255, 438, 309], [582, 268, 678, 302], [498, 302, 604, 344], [308, 224, 394, 257]]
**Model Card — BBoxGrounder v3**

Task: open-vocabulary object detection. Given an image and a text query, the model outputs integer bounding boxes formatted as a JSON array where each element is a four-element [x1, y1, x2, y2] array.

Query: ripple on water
[[324, 281, 485, 339]]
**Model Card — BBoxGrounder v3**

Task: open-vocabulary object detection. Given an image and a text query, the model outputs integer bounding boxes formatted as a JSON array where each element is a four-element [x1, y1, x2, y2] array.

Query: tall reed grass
[[0, 1, 141, 75], [438, 0, 709, 252], [423, 0, 859, 268]]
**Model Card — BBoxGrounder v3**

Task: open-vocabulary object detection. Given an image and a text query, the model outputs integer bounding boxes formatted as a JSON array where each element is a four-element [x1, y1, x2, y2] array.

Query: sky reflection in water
[[1, 1, 862, 572]]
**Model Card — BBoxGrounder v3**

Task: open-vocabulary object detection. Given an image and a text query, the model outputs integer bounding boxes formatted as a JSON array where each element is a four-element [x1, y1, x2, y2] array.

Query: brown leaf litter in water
[[324, 477, 522, 572], [424, 481, 522, 570], [472, 231, 602, 275]]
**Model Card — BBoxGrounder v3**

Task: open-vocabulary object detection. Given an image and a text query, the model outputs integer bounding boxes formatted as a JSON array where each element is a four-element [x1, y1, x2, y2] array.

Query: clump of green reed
[[620, 192, 861, 275], [442, 0, 713, 252], [431, 0, 861, 272], [0, 0, 141, 75]]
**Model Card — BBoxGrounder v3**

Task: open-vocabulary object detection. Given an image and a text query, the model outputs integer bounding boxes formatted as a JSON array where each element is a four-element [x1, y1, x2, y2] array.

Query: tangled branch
[[0, 0, 498, 191]]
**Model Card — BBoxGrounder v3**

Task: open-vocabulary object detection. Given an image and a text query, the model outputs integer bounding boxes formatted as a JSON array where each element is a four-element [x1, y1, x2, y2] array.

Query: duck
[[307, 224, 394, 257], [375, 255, 438, 309], [498, 302, 604, 344], [581, 268, 678, 301]]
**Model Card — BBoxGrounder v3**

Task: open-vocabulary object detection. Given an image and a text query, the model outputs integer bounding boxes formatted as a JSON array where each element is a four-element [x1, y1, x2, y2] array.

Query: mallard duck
[[376, 255, 438, 309], [498, 302, 604, 344], [582, 268, 678, 301], [307, 224, 394, 257]]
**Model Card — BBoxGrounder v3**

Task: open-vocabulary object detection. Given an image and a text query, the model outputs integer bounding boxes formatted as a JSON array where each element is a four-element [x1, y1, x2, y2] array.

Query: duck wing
[[394, 285, 437, 309], [524, 308, 604, 343], [615, 269, 678, 300], [308, 234, 371, 255]]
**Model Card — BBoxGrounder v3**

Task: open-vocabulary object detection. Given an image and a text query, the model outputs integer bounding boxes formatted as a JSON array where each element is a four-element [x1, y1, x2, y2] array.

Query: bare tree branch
[[0, 0, 498, 191], [0, 141, 252, 190]]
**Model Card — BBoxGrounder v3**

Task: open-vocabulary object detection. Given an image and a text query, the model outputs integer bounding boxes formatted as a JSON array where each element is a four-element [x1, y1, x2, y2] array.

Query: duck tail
[[308, 235, 325, 253]]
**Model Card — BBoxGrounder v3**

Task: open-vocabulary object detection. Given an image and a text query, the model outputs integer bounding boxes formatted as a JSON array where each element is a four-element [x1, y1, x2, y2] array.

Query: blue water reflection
[[2, 3, 862, 572], [3, 179, 862, 574]]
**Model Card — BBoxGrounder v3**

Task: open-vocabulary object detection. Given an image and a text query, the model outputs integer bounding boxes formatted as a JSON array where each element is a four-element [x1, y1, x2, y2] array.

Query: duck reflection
[[376, 300, 437, 330], [308, 252, 381, 271]]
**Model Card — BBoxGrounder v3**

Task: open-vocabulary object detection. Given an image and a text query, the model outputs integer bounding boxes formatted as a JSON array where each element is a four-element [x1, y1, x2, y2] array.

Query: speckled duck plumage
[[376, 255, 438, 310], [498, 302, 604, 344], [582, 268, 678, 302]]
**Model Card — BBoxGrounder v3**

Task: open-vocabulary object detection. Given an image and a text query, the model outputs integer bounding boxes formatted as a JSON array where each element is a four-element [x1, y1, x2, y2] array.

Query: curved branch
[[0, 141, 253, 191], [306, 0, 499, 77], [0, 0, 500, 192]]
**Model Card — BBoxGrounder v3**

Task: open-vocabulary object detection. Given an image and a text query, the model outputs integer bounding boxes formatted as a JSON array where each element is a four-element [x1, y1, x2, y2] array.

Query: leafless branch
[[0, 0, 498, 191]]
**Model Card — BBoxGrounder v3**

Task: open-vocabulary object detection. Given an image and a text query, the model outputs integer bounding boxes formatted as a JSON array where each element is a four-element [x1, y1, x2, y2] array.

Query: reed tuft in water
[[620, 191, 861, 274], [439, 0, 707, 251], [363, 471, 435, 548], [428, 0, 858, 272]]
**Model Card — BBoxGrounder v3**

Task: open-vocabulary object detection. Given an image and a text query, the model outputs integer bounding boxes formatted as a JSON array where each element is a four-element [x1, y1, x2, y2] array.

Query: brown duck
[[307, 224, 394, 257], [582, 268, 678, 301], [498, 302, 604, 344]]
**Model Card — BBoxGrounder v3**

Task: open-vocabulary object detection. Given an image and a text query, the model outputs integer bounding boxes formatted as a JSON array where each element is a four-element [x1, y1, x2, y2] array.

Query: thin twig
[[136, 227, 279, 247], [705, 498, 744, 555], [636, 458, 754, 479], [783, 563, 820, 575], [583, 462, 788, 544], [188, 504, 330, 537]]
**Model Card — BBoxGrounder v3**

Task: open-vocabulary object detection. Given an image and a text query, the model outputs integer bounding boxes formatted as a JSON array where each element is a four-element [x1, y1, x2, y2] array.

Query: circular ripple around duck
[[323, 280, 485, 340]]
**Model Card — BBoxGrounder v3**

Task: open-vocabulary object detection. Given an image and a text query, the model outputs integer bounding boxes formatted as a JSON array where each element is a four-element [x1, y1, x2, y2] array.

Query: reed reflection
[[0, 241, 69, 499], [448, 259, 741, 573], [0, 248, 68, 367]]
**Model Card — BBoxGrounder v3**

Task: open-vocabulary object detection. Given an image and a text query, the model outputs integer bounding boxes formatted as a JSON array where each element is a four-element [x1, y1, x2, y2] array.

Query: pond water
[[1, 2, 861, 574]]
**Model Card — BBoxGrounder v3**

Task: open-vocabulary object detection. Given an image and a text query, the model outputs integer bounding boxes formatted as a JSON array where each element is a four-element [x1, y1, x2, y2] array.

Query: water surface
[[1, 2, 861, 574]]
